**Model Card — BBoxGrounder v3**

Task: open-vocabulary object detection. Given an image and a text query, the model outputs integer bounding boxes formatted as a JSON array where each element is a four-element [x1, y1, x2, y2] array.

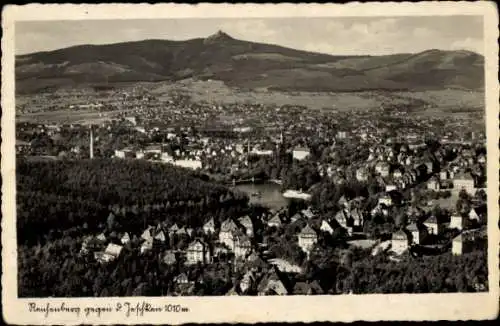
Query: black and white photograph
[[2, 2, 499, 324]]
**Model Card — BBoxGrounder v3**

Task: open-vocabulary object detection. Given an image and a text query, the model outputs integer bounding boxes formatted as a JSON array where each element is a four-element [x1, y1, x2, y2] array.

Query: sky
[[15, 16, 484, 56]]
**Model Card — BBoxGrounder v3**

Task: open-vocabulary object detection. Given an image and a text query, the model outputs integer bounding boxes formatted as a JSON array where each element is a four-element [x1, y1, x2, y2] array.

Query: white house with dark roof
[[423, 215, 444, 235], [203, 217, 216, 234], [219, 219, 239, 249], [449, 212, 465, 230], [406, 223, 427, 245], [320, 219, 334, 235], [186, 239, 210, 265], [238, 215, 254, 237], [298, 224, 317, 255], [391, 230, 409, 254]]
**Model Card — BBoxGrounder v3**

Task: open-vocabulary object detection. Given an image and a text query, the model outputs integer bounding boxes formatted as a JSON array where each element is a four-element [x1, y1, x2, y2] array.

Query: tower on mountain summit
[[204, 30, 234, 44]]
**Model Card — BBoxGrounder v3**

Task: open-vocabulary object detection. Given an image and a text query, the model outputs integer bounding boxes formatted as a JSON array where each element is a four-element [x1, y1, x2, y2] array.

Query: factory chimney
[[89, 125, 94, 159]]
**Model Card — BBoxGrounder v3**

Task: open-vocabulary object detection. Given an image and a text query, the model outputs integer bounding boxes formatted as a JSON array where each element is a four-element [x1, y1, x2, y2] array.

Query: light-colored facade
[[186, 239, 209, 265], [320, 220, 334, 235], [453, 174, 475, 194], [391, 230, 409, 254], [298, 225, 317, 255], [292, 148, 310, 161]]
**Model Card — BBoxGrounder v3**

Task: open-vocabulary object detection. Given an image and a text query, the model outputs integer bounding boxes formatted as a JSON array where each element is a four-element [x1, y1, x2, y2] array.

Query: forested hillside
[[16, 158, 249, 245]]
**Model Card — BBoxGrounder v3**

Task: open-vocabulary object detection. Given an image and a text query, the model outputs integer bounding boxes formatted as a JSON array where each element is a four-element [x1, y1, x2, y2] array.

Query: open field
[[16, 108, 137, 124], [16, 79, 484, 124], [150, 79, 484, 111]]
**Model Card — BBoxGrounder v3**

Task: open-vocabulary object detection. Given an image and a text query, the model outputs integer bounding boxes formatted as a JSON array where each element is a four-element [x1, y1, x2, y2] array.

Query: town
[[16, 85, 488, 297]]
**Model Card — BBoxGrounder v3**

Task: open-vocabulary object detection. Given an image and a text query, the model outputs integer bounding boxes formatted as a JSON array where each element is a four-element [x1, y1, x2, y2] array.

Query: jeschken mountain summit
[[16, 31, 484, 93]]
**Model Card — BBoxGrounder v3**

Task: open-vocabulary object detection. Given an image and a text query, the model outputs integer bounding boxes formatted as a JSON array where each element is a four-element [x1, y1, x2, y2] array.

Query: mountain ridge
[[16, 31, 484, 93]]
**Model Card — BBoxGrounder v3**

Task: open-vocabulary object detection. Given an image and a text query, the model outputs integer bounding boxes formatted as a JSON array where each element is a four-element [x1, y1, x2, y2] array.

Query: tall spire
[[89, 125, 94, 159]]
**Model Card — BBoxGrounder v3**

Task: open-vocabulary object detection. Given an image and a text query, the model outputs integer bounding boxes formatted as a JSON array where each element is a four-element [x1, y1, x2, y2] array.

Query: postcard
[[2, 2, 499, 324]]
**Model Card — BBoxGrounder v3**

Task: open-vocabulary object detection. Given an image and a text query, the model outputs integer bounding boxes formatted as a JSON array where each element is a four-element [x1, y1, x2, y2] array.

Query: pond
[[233, 182, 289, 210]]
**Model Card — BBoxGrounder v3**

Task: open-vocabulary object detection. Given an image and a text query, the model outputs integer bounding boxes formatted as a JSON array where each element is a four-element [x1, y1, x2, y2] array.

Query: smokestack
[[89, 125, 94, 159]]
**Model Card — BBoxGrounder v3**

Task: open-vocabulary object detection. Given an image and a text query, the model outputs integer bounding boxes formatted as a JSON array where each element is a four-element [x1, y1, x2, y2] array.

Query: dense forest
[[17, 158, 249, 245]]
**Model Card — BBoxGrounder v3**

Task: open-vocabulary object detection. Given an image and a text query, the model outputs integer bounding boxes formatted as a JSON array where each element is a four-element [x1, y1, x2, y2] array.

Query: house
[[257, 268, 288, 296], [423, 215, 444, 235], [176, 227, 188, 237], [245, 251, 268, 272], [95, 243, 123, 264], [293, 281, 324, 295], [338, 195, 348, 208], [234, 235, 252, 259], [140, 240, 153, 254], [290, 213, 303, 223], [468, 207, 480, 221], [96, 233, 107, 243], [337, 131, 348, 139], [267, 214, 282, 228], [80, 236, 101, 255], [427, 177, 440, 191], [120, 232, 130, 245], [452, 234, 464, 255], [154, 230, 167, 243], [239, 271, 256, 294], [453, 172, 475, 194], [439, 170, 449, 181], [141, 227, 154, 242], [334, 209, 350, 228], [448, 212, 466, 232], [392, 168, 403, 179], [168, 223, 179, 235], [301, 208, 315, 219], [219, 219, 239, 249], [385, 184, 398, 192], [356, 167, 369, 182], [375, 161, 390, 177], [406, 223, 427, 245], [203, 217, 216, 234], [391, 230, 410, 254], [174, 272, 192, 285], [162, 250, 177, 265], [298, 224, 317, 255], [213, 243, 230, 259], [292, 147, 310, 161], [186, 239, 210, 265], [451, 229, 486, 255], [320, 220, 334, 235], [378, 194, 393, 207], [349, 208, 364, 229], [238, 215, 254, 237]]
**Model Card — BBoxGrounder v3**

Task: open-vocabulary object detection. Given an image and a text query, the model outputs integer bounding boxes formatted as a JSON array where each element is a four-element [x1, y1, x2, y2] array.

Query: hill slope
[[16, 31, 484, 93]]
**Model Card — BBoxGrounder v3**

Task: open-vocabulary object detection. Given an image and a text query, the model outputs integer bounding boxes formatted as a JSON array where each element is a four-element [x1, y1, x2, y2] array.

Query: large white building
[[453, 172, 475, 194], [173, 159, 202, 170], [292, 147, 310, 161]]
